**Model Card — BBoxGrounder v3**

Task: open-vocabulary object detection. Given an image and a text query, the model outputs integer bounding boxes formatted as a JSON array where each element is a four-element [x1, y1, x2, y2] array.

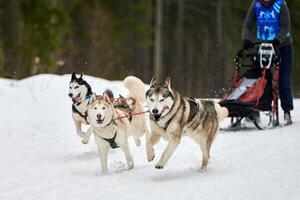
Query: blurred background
[[0, 0, 299, 97]]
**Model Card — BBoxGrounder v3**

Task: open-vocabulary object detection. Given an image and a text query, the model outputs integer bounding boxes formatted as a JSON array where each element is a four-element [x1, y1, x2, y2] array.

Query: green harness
[[103, 132, 119, 149]]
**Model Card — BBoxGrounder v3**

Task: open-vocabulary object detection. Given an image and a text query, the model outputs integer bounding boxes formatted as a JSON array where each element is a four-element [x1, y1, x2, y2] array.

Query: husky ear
[[90, 93, 96, 104], [79, 72, 84, 79], [71, 72, 77, 81], [150, 77, 157, 87], [164, 77, 171, 89], [102, 92, 111, 103]]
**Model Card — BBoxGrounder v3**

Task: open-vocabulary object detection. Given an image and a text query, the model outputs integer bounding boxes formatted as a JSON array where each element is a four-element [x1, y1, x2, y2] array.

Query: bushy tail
[[214, 102, 229, 122], [123, 76, 145, 102]]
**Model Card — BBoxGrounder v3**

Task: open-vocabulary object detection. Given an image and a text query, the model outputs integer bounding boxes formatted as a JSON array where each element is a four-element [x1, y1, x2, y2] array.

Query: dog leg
[[95, 135, 109, 174], [134, 138, 141, 147], [199, 138, 210, 171], [146, 131, 162, 162], [155, 135, 181, 169], [82, 127, 93, 144], [74, 119, 85, 138], [119, 143, 134, 170]]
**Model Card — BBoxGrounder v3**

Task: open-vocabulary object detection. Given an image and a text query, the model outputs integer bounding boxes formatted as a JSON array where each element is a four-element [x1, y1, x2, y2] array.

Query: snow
[[0, 74, 299, 200]]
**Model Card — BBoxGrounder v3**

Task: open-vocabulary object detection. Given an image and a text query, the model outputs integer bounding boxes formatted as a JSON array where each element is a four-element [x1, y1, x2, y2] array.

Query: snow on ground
[[0, 74, 299, 200]]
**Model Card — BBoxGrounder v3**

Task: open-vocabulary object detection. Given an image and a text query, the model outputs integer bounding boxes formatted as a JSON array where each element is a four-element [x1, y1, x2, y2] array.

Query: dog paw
[[81, 138, 89, 144], [147, 149, 155, 162], [154, 163, 164, 169], [200, 165, 207, 172], [127, 161, 134, 170], [134, 138, 141, 147]]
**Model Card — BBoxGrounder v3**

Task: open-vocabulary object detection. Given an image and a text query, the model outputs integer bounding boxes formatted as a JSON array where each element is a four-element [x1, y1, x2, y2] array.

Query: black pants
[[279, 44, 294, 112]]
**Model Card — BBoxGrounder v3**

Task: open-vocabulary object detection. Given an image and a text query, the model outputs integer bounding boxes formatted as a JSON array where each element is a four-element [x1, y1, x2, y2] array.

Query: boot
[[283, 111, 292, 126]]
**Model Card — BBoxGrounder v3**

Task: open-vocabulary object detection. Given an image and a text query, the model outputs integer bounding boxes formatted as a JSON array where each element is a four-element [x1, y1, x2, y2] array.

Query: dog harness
[[187, 97, 199, 122], [254, 0, 284, 41], [102, 132, 119, 149], [72, 105, 89, 124], [113, 96, 136, 122], [72, 95, 92, 123]]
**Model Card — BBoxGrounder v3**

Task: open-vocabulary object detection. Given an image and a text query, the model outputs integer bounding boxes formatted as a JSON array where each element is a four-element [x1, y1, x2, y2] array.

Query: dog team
[[68, 73, 228, 173]]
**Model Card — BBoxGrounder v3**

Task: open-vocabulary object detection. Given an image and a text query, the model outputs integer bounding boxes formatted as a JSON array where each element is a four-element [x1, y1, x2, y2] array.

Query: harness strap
[[102, 132, 119, 149], [113, 110, 149, 121], [187, 97, 199, 122], [75, 95, 91, 106], [72, 105, 89, 124]]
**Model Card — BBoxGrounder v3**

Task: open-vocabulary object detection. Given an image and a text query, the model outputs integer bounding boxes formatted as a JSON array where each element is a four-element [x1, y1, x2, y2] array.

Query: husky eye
[[102, 107, 106, 110], [75, 86, 79, 89], [159, 99, 164, 102], [150, 98, 154, 102], [93, 107, 97, 110], [69, 86, 72, 89]]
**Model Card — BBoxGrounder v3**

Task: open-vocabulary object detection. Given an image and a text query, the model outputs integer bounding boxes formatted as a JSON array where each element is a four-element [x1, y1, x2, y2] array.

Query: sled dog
[[145, 77, 228, 170], [86, 76, 149, 173], [68, 72, 93, 139]]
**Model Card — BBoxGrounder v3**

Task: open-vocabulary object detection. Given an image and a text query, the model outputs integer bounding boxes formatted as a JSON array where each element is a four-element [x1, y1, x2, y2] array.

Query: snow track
[[0, 74, 299, 200]]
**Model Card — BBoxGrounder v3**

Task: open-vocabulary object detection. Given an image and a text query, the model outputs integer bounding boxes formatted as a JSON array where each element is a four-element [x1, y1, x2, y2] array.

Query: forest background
[[1, 0, 299, 97]]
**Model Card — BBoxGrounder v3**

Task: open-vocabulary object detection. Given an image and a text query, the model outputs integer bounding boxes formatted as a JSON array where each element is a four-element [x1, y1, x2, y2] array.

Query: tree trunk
[[215, 0, 225, 93], [154, 0, 163, 81], [176, 0, 186, 92]]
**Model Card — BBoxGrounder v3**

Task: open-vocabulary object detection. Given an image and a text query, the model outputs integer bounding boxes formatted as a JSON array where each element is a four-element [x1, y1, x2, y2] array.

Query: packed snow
[[0, 74, 299, 200]]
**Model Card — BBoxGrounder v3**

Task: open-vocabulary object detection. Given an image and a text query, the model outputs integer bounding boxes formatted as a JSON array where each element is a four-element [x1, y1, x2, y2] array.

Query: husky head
[[88, 93, 114, 128], [146, 77, 173, 121], [68, 72, 92, 105]]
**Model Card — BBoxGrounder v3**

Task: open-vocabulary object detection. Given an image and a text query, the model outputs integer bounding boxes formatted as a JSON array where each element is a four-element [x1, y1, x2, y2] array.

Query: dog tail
[[123, 76, 145, 102], [214, 102, 228, 122]]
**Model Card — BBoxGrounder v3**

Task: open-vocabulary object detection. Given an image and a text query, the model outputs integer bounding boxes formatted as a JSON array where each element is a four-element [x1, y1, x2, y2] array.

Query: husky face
[[68, 72, 92, 105], [88, 93, 114, 128], [146, 77, 174, 121]]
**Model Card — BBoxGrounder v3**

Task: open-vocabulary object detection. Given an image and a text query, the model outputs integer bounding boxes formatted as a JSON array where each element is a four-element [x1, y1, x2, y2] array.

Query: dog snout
[[97, 114, 102, 119], [68, 93, 73, 98], [152, 108, 159, 115]]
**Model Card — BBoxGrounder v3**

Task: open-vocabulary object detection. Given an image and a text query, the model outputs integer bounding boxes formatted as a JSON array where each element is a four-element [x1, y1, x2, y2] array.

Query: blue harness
[[254, 0, 284, 41]]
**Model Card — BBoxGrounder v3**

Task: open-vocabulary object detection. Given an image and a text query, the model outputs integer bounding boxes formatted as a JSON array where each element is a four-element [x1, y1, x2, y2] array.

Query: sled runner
[[220, 43, 281, 130]]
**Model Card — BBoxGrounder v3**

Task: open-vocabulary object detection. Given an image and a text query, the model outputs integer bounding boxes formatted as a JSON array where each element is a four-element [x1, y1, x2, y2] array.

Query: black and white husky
[[68, 72, 93, 140]]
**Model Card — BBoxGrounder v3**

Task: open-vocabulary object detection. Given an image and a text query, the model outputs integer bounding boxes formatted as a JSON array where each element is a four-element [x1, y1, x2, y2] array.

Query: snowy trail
[[0, 74, 299, 200]]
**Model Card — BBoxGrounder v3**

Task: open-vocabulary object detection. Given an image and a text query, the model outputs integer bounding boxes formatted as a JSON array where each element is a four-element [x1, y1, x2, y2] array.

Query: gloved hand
[[243, 39, 253, 50], [272, 39, 280, 48]]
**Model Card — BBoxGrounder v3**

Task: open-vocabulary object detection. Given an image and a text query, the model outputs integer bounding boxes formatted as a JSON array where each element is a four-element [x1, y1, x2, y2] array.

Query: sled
[[220, 43, 281, 130]]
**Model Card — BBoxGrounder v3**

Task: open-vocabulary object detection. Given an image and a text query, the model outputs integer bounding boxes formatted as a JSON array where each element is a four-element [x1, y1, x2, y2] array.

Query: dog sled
[[220, 42, 281, 130]]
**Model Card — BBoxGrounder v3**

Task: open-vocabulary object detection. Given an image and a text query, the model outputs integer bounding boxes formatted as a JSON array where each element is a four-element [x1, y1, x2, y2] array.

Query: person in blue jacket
[[242, 0, 293, 125]]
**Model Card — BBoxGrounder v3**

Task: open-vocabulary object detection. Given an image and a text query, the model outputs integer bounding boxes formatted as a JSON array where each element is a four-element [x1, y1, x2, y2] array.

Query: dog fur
[[145, 77, 228, 170], [86, 76, 150, 173]]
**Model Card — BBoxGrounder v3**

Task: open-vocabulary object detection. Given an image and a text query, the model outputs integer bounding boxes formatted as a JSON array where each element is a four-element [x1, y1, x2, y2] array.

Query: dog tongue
[[74, 96, 81, 103]]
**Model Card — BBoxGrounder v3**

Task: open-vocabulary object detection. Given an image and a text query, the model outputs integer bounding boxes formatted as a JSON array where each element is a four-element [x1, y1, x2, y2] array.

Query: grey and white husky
[[68, 72, 94, 140], [145, 77, 228, 170]]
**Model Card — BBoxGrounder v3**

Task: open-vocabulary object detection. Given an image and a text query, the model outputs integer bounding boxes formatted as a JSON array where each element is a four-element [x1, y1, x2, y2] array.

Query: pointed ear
[[150, 77, 157, 87], [164, 77, 171, 89], [79, 72, 84, 79], [102, 92, 111, 103], [71, 72, 76, 81], [90, 93, 96, 104]]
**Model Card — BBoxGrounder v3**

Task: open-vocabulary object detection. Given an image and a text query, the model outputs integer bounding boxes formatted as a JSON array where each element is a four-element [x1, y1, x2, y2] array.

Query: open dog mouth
[[72, 93, 81, 104], [151, 106, 169, 122], [96, 115, 105, 124], [153, 114, 162, 122]]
